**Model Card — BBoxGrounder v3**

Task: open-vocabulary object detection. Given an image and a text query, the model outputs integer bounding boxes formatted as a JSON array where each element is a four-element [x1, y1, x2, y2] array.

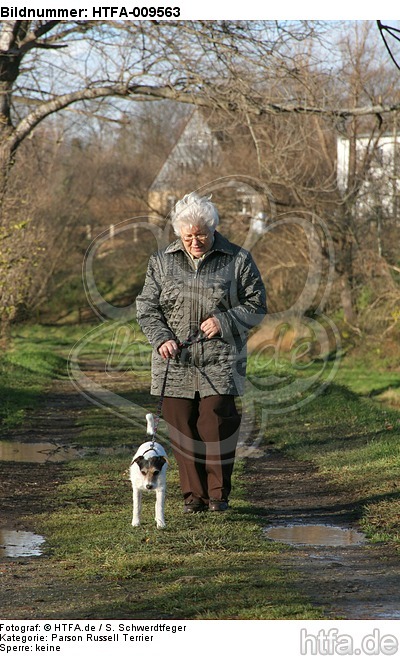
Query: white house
[[337, 132, 400, 217]]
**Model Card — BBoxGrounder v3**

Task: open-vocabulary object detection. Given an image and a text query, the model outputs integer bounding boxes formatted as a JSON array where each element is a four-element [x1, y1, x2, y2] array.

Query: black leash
[[151, 331, 212, 441], [151, 356, 171, 442]]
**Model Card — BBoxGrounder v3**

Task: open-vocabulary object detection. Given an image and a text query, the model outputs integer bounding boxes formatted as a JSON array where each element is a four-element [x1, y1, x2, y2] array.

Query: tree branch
[[9, 83, 209, 148], [9, 78, 400, 154], [377, 20, 400, 72]]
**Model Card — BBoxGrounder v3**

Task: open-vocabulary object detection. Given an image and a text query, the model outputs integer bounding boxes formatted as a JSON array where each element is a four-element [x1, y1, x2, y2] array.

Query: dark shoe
[[209, 499, 229, 512], [183, 498, 208, 514]]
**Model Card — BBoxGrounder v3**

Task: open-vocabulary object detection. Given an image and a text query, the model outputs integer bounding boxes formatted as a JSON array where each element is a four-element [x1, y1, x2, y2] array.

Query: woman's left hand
[[200, 316, 221, 339]]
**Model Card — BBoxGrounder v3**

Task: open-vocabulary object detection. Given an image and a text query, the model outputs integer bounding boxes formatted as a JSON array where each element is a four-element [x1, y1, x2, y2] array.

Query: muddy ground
[[1, 372, 400, 620]]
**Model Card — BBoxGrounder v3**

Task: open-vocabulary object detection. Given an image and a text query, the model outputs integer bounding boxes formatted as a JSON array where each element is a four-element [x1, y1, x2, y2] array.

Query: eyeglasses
[[181, 233, 210, 244]]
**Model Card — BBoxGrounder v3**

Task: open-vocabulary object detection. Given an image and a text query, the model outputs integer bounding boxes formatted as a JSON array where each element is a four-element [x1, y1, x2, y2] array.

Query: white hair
[[170, 192, 219, 236]]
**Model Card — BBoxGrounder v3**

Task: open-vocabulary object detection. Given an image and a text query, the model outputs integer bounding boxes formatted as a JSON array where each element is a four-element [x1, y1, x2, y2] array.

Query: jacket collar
[[165, 231, 235, 256]]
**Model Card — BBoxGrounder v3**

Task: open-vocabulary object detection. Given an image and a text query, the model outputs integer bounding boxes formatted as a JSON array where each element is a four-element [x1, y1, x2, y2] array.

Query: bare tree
[[0, 19, 320, 334], [2, 20, 398, 198], [1, 19, 399, 337], [223, 22, 400, 327], [0, 20, 310, 198]]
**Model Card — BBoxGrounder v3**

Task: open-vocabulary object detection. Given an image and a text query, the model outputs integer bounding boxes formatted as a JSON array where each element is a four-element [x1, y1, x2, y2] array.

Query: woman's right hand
[[158, 339, 179, 359]]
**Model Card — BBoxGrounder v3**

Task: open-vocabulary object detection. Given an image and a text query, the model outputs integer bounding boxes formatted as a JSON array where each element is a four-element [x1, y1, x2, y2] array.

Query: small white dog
[[130, 413, 168, 529]]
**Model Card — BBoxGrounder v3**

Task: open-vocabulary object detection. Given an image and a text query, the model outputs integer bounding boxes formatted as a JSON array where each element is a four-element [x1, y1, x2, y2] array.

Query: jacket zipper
[[188, 252, 212, 396], [192, 266, 200, 394]]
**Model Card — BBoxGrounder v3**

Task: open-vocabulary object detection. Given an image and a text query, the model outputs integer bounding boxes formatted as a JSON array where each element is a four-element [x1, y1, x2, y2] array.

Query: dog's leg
[[132, 488, 142, 527], [155, 488, 166, 529]]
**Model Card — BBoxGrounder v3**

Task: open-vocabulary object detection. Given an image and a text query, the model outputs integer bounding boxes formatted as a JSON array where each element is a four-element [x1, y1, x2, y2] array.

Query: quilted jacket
[[136, 231, 267, 398]]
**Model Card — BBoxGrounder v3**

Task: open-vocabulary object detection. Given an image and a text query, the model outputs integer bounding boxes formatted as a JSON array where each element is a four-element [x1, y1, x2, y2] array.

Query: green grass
[[258, 382, 400, 544], [245, 341, 400, 546], [3, 322, 400, 617], [0, 322, 151, 431], [37, 455, 317, 619], [2, 323, 323, 619], [0, 327, 67, 428], [330, 358, 400, 402]]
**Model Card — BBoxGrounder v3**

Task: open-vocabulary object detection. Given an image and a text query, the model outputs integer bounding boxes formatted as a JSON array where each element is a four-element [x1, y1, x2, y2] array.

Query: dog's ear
[[152, 455, 168, 469], [132, 455, 145, 466]]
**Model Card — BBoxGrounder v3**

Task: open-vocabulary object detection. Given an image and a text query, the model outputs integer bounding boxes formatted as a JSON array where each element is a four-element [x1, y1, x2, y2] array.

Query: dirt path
[[246, 451, 400, 619], [1, 369, 400, 619]]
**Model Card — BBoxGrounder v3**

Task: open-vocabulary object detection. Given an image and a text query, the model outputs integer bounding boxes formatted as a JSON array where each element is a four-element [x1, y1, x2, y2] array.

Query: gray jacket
[[136, 231, 267, 398]]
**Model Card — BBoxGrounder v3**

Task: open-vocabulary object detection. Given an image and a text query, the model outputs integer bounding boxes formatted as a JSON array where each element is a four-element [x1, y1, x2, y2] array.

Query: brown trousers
[[162, 394, 241, 504]]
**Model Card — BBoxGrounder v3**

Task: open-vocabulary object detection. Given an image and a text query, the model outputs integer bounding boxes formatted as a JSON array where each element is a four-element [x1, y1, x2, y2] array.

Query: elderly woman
[[136, 192, 267, 513]]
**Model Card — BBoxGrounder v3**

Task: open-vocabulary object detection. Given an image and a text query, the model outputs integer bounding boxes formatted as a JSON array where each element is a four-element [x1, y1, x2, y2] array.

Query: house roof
[[148, 108, 220, 192]]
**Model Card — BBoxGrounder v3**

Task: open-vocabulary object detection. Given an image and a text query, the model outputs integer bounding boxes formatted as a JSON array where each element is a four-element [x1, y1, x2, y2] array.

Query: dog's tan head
[[134, 454, 167, 489]]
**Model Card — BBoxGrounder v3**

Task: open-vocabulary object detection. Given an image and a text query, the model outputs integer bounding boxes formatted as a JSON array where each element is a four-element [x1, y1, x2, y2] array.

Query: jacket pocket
[[201, 338, 234, 366]]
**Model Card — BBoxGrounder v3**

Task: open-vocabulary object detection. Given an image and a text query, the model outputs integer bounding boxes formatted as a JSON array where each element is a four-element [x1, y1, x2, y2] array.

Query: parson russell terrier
[[130, 413, 168, 529]]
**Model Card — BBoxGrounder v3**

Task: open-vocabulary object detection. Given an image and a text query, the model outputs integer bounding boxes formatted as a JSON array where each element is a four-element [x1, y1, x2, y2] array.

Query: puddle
[[0, 530, 45, 558], [0, 441, 81, 463], [264, 523, 366, 547]]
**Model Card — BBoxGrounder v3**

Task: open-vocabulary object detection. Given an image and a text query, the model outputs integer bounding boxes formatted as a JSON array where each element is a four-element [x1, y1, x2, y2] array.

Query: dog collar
[[132, 445, 166, 465]]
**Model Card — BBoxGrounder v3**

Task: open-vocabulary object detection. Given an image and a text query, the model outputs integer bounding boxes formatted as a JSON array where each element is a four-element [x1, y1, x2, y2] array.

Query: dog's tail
[[146, 413, 155, 436]]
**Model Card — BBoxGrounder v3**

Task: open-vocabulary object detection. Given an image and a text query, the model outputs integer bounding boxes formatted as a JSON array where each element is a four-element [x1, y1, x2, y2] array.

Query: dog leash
[[150, 331, 217, 443], [151, 356, 171, 444]]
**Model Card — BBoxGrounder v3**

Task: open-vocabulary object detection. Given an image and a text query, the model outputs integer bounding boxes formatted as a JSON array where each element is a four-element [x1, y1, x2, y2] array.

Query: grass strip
[[36, 455, 319, 619], [262, 383, 400, 545], [0, 329, 67, 429]]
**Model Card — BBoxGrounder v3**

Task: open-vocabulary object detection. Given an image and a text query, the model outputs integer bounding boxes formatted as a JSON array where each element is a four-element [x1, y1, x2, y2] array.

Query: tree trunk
[[340, 274, 356, 324], [0, 138, 14, 209], [334, 209, 357, 326]]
